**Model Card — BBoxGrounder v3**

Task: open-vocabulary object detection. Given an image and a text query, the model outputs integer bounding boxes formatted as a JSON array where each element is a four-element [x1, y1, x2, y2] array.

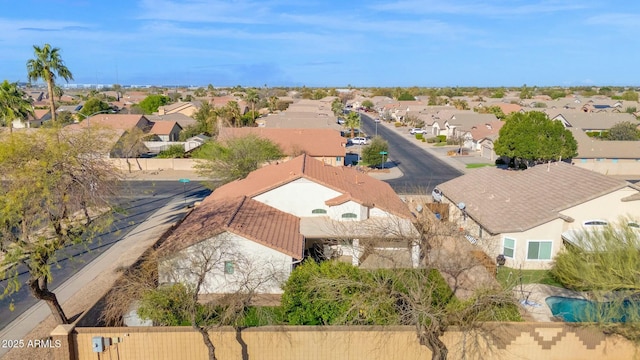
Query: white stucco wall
[[496, 219, 566, 270], [327, 200, 366, 221], [160, 232, 293, 295], [254, 178, 342, 217], [559, 187, 640, 230]]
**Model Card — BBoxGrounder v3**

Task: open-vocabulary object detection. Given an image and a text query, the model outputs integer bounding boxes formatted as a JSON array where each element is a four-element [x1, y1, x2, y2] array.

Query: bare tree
[[105, 237, 285, 360], [286, 209, 520, 360], [0, 127, 121, 324]]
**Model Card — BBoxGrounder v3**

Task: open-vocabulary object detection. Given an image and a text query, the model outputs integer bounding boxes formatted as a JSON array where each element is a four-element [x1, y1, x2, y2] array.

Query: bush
[[394, 122, 403, 127], [446, 138, 458, 145], [495, 158, 506, 165], [426, 137, 438, 143], [157, 144, 186, 158], [437, 135, 447, 142], [415, 133, 424, 140]]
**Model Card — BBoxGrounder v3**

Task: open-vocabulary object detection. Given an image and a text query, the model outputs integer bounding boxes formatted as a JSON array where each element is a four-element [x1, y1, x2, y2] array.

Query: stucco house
[[434, 162, 640, 270], [218, 127, 347, 166], [158, 195, 303, 295], [568, 127, 640, 176], [159, 154, 418, 295], [148, 121, 182, 142]]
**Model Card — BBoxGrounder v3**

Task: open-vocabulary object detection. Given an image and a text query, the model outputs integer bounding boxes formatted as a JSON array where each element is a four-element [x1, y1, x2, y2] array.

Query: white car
[[349, 137, 368, 145], [409, 128, 426, 135]]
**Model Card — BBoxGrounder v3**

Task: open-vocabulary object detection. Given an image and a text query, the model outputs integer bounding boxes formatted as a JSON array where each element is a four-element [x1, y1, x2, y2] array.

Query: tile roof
[[547, 112, 637, 130], [150, 121, 181, 135], [570, 128, 640, 159], [469, 121, 504, 141], [77, 114, 149, 131], [218, 127, 346, 157], [159, 196, 303, 258], [436, 162, 632, 234], [208, 154, 412, 219]]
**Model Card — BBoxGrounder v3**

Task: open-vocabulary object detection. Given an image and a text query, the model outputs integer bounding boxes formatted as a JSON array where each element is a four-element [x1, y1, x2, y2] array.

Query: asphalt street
[[358, 112, 463, 194], [0, 180, 211, 331]]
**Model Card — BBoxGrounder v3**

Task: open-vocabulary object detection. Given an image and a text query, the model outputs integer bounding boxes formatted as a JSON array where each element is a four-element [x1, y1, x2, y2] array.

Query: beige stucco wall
[[64, 324, 639, 360], [443, 186, 640, 270], [573, 158, 640, 176], [107, 158, 196, 171]]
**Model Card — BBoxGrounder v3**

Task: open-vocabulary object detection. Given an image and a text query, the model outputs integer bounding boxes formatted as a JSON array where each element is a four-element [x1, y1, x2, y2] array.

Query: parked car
[[349, 137, 368, 145], [409, 128, 426, 135]]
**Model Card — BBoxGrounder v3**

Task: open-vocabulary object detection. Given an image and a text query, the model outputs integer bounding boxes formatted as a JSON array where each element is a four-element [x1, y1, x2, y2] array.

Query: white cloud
[[371, 0, 591, 17]]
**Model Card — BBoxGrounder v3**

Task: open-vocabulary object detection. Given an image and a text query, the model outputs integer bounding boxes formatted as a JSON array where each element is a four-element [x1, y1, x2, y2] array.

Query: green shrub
[[421, 138, 426, 142], [446, 138, 458, 145], [437, 135, 447, 142], [415, 133, 424, 140], [426, 137, 438, 143], [157, 144, 186, 158], [394, 122, 402, 127]]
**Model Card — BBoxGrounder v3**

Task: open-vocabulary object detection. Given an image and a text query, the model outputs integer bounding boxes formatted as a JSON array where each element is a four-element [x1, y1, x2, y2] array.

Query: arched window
[[311, 209, 327, 214], [583, 220, 608, 226], [341, 213, 357, 219]]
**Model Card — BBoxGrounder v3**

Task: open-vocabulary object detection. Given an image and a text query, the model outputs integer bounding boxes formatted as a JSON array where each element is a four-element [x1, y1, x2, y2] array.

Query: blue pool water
[[546, 296, 640, 323]]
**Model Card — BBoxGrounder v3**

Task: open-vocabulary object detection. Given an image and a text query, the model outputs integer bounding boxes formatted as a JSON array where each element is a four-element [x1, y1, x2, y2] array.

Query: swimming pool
[[546, 296, 640, 323]]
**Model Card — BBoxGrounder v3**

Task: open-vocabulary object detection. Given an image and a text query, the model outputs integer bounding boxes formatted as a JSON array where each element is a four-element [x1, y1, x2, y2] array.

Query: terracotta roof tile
[[150, 121, 181, 135], [218, 127, 346, 157], [208, 155, 412, 219], [159, 196, 303, 258], [437, 162, 631, 234]]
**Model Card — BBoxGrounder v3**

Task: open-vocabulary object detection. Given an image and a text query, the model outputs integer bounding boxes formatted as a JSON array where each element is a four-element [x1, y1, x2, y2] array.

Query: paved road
[[358, 113, 463, 194], [0, 180, 211, 331]]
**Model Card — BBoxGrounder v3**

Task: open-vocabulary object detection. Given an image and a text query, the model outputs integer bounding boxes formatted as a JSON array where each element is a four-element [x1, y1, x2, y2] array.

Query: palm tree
[[0, 80, 34, 132], [331, 98, 344, 118], [245, 89, 259, 122], [26, 43, 74, 125], [345, 111, 360, 138]]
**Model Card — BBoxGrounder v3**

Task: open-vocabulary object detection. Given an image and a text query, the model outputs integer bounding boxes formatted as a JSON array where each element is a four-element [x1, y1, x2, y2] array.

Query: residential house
[[159, 154, 418, 295], [158, 196, 304, 295], [146, 113, 197, 129], [157, 101, 200, 117], [569, 128, 640, 176], [148, 121, 182, 142], [469, 121, 505, 160], [548, 112, 637, 132], [218, 127, 347, 166], [207, 154, 418, 267], [435, 163, 640, 270], [71, 114, 152, 157]]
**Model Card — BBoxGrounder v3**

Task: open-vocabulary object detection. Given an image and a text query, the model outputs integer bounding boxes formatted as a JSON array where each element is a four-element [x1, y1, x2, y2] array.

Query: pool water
[[546, 296, 640, 323]]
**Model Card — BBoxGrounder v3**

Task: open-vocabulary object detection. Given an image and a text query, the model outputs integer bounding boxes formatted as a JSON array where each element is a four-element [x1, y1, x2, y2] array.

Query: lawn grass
[[496, 267, 564, 288], [466, 163, 496, 169], [433, 142, 448, 147]]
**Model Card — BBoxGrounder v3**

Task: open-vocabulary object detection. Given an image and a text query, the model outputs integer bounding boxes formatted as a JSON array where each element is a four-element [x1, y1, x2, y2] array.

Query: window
[[596, 158, 604, 162], [311, 208, 327, 214], [527, 241, 552, 260], [580, 159, 587, 163], [503, 238, 515, 258], [341, 213, 357, 219], [224, 261, 235, 274], [583, 220, 608, 226], [336, 156, 342, 162], [612, 159, 618, 163]]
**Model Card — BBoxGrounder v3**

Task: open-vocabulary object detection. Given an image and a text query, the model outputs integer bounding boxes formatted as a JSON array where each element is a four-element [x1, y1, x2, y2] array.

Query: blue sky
[[1, 0, 639, 87]]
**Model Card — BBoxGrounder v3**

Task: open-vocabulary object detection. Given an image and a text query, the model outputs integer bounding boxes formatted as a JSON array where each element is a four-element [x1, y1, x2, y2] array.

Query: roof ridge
[[226, 196, 246, 227]]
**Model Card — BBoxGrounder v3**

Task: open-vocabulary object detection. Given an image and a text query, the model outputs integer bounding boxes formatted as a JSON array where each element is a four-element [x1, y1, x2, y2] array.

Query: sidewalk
[[0, 194, 193, 360], [373, 116, 492, 174]]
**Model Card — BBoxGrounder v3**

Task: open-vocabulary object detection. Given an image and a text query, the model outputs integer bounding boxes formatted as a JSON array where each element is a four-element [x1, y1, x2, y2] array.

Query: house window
[[311, 208, 327, 214], [336, 156, 342, 162], [580, 159, 587, 163], [503, 238, 516, 259], [596, 158, 604, 162], [527, 241, 552, 260], [341, 213, 357, 219], [612, 159, 618, 163], [224, 261, 235, 274], [583, 220, 608, 226]]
